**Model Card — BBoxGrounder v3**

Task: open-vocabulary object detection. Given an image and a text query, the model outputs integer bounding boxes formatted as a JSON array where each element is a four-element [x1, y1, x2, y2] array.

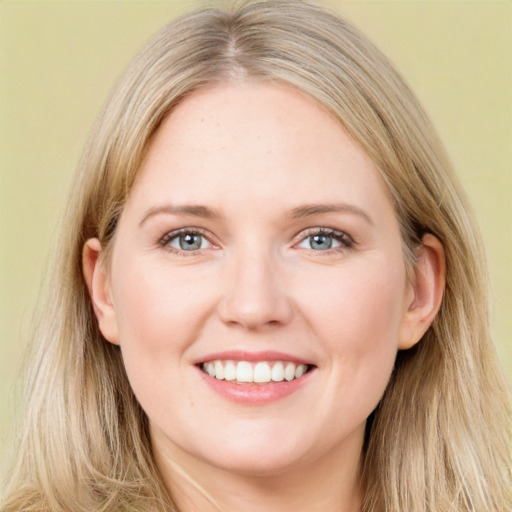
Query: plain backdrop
[[1, 0, 511, 467]]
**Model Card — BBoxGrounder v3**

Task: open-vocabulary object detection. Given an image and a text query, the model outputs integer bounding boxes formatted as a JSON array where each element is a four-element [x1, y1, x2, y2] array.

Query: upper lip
[[194, 350, 314, 366]]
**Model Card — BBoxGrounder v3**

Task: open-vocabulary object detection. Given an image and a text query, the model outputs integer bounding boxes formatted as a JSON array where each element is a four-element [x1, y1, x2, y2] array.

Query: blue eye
[[301, 234, 340, 251], [309, 234, 338, 250], [164, 231, 210, 251], [297, 230, 352, 251]]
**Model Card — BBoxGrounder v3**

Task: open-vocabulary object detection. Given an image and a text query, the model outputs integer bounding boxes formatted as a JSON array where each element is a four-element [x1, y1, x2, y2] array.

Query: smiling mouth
[[199, 360, 314, 384]]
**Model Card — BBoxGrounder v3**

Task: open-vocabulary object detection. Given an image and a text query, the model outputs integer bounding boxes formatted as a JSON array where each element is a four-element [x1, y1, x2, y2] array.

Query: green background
[[1, 0, 510, 467]]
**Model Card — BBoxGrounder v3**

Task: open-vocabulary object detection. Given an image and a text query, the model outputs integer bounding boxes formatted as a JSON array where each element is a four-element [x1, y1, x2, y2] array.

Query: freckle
[[267, 149, 272, 154], [200, 117, 204, 122], [221, 146, 226, 150]]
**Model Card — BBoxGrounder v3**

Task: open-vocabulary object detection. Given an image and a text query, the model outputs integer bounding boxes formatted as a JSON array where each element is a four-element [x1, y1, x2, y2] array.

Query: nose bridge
[[218, 241, 293, 329]]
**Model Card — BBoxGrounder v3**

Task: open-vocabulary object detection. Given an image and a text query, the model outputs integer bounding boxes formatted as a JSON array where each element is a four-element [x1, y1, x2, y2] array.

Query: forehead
[[129, 81, 392, 217]]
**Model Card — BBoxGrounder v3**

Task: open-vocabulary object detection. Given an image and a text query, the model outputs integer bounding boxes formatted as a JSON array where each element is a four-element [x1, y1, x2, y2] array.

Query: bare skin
[[83, 82, 445, 512]]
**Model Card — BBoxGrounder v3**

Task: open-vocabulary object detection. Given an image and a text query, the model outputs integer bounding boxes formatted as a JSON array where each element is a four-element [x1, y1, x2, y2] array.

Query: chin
[[203, 445, 308, 478]]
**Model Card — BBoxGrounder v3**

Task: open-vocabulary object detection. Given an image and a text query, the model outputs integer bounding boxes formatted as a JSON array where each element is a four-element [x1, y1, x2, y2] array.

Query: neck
[[151, 424, 364, 512]]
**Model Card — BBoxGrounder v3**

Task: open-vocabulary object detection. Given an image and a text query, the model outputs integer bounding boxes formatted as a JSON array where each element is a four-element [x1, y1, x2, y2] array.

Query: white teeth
[[236, 361, 253, 383], [205, 362, 215, 377], [254, 362, 272, 383], [271, 362, 285, 382], [284, 363, 296, 381], [295, 364, 306, 378], [201, 360, 310, 384], [214, 360, 224, 380], [224, 361, 237, 381]]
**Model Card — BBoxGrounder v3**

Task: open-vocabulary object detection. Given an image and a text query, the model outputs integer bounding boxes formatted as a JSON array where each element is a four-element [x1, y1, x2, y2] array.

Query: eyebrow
[[140, 202, 373, 226], [139, 204, 223, 226], [290, 203, 374, 225]]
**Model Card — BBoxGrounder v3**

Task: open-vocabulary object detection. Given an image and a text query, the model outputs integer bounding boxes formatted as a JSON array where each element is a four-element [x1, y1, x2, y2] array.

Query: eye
[[160, 230, 212, 252], [296, 229, 353, 252]]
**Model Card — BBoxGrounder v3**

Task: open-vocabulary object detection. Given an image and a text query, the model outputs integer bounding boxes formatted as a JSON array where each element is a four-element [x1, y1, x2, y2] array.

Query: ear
[[82, 238, 120, 345], [398, 233, 445, 350]]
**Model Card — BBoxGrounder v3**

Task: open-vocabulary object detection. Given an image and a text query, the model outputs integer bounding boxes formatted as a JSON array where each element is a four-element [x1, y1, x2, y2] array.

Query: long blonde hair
[[2, 1, 511, 511]]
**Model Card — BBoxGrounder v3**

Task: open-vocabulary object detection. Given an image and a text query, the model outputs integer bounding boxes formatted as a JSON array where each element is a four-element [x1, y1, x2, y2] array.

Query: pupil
[[180, 233, 201, 250], [311, 234, 332, 250]]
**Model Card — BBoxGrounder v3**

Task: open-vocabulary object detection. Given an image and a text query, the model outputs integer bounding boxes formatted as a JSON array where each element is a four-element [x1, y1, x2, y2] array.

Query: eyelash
[[297, 227, 354, 253], [158, 227, 355, 256], [158, 228, 214, 256]]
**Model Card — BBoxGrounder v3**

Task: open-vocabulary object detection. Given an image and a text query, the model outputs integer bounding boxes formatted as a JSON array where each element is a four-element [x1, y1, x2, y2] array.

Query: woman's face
[[91, 82, 421, 476]]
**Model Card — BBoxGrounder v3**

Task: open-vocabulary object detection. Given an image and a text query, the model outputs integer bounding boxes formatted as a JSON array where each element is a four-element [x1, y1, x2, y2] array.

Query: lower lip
[[196, 367, 314, 405]]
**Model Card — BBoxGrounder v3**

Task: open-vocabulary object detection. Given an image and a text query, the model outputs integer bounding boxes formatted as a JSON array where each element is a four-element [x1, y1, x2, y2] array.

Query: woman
[[2, 1, 510, 511]]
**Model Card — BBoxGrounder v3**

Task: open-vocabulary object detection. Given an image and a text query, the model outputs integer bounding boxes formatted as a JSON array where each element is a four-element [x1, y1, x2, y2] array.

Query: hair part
[[3, 1, 511, 511]]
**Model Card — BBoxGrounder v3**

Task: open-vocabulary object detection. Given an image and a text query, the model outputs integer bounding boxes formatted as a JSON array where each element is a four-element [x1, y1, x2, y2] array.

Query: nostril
[[217, 299, 293, 330]]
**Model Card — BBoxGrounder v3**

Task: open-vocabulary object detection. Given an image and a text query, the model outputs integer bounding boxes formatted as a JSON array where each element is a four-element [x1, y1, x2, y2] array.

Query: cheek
[[109, 259, 215, 404], [112, 258, 212, 347], [298, 257, 406, 400], [303, 258, 405, 341]]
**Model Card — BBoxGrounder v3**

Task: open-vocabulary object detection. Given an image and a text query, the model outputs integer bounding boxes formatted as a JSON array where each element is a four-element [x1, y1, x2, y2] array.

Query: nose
[[217, 248, 294, 330]]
